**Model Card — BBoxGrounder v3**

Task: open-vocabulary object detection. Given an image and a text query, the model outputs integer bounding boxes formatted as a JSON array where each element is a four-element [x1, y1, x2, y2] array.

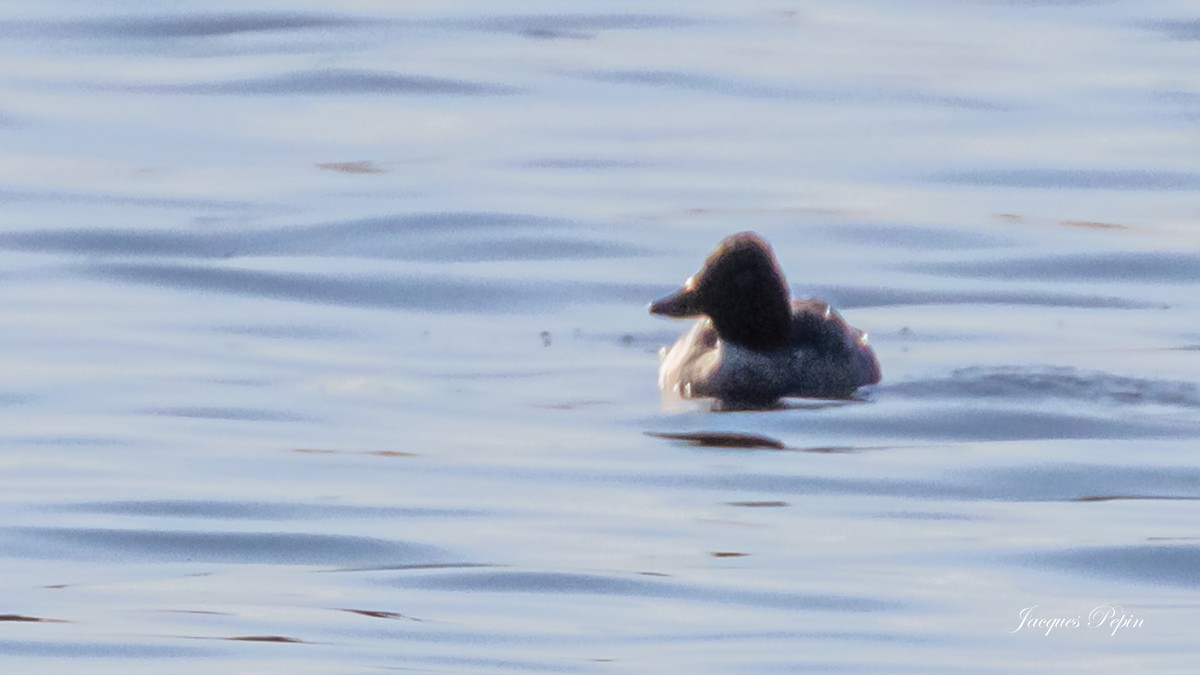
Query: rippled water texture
[[2, 1, 1199, 672]]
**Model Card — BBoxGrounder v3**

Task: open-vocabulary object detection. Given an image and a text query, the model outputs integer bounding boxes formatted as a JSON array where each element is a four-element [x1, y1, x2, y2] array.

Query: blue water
[[2, 1, 1199, 672]]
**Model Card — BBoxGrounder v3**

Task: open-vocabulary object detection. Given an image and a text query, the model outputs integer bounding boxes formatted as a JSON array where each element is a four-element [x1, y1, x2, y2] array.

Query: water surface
[[2, 1, 1199, 672]]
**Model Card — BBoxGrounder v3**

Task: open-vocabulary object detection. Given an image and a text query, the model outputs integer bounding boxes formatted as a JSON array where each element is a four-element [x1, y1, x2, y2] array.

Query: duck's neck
[[711, 293, 791, 352]]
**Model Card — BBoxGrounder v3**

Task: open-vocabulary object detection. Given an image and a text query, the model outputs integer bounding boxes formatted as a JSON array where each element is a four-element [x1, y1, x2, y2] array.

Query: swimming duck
[[649, 232, 881, 408]]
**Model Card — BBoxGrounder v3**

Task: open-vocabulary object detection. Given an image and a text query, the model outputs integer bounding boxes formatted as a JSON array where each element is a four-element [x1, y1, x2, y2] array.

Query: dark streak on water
[[598, 463, 1200, 503], [453, 13, 701, 39], [918, 251, 1200, 283], [578, 69, 1009, 110], [0, 641, 211, 659], [142, 406, 315, 422], [79, 262, 655, 313], [2, 13, 371, 39], [886, 367, 1200, 408], [3, 527, 447, 565], [1032, 545, 1200, 588], [1144, 19, 1200, 41], [57, 500, 479, 520], [1, 12, 698, 41], [814, 285, 1164, 310], [816, 222, 1012, 250], [0, 212, 644, 260], [932, 168, 1200, 190], [0, 188, 262, 210], [106, 69, 521, 96], [385, 570, 900, 612]]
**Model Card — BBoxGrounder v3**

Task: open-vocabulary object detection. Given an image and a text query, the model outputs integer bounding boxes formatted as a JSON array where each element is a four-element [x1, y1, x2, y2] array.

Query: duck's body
[[650, 232, 880, 408]]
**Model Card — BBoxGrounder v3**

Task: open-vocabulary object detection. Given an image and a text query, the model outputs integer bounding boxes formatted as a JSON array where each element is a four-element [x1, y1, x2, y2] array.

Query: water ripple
[[815, 222, 1011, 250], [79, 262, 654, 312], [0, 640, 210, 658], [59, 499, 477, 520], [886, 367, 1200, 408], [111, 69, 519, 96], [578, 69, 1008, 110], [387, 570, 899, 612], [620, 462, 1200, 502], [2, 527, 447, 565], [1032, 544, 1200, 588], [1144, 19, 1200, 41], [18, 12, 369, 39], [917, 251, 1200, 283], [1, 212, 644, 261], [0, 188, 261, 211], [932, 168, 1200, 190], [455, 13, 699, 40], [141, 406, 314, 422], [813, 285, 1162, 310]]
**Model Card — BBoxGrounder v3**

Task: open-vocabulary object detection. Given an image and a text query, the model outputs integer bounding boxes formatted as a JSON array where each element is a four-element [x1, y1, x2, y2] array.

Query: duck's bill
[[649, 287, 702, 317]]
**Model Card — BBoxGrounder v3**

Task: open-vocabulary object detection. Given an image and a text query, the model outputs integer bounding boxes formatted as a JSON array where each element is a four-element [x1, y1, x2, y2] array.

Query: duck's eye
[[684, 276, 696, 291]]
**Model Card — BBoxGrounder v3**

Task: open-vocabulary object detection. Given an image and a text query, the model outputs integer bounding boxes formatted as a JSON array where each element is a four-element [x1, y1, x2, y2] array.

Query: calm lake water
[[2, 1, 1199, 672]]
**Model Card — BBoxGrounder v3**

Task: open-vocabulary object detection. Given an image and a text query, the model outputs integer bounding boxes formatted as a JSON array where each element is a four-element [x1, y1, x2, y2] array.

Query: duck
[[649, 231, 880, 408]]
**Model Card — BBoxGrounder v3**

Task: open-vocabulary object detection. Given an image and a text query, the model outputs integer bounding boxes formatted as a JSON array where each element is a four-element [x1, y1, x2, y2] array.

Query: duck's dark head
[[649, 232, 793, 351]]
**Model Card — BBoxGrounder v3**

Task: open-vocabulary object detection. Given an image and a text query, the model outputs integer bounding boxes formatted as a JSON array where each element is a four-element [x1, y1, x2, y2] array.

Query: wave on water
[[886, 366, 1200, 409]]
